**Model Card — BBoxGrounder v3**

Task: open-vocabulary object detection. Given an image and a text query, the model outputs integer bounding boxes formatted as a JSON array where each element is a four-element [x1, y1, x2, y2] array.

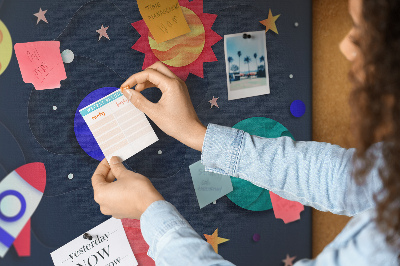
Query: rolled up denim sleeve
[[201, 124, 383, 216], [141, 200, 235, 266]]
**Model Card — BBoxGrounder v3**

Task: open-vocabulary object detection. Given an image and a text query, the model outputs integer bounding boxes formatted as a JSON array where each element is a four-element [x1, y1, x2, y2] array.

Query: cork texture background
[[312, 0, 355, 257]]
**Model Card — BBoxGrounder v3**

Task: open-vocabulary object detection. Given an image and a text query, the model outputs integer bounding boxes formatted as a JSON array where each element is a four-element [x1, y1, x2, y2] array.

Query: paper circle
[[0, 20, 12, 76], [226, 117, 294, 211], [148, 7, 205, 67], [61, 49, 74, 63], [0, 194, 21, 217], [290, 100, 306, 117], [74, 87, 119, 161], [0, 190, 26, 222], [253, 233, 261, 242]]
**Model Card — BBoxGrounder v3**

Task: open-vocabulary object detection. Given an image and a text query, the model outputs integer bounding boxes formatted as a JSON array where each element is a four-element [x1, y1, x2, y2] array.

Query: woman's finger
[[120, 68, 174, 93], [92, 159, 111, 188], [146, 61, 180, 80]]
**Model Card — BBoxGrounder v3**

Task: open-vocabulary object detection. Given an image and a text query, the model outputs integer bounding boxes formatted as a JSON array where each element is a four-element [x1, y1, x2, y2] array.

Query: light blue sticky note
[[189, 161, 233, 209]]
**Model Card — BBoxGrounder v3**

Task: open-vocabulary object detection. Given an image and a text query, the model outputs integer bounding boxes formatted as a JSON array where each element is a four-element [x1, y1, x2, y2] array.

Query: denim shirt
[[140, 124, 399, 265]]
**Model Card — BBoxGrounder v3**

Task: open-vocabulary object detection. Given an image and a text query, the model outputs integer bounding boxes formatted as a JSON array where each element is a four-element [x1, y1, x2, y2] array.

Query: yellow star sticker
[[260, 9, 281, 34], [204, 228, 229, 254]]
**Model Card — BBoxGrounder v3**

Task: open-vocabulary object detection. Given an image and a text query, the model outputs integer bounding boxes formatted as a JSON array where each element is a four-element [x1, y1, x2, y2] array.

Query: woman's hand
[[91, 157, 164, 220], [120, 61, 206, 152]]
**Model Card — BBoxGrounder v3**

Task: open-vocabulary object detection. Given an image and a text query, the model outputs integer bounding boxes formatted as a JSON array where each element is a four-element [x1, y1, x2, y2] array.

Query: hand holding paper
[[120, 61, 206, 152], [91, 157, 164, 220]]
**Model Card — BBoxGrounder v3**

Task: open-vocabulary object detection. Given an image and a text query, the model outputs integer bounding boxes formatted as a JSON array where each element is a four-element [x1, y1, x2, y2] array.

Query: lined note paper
[[79, 90, 158, 162]]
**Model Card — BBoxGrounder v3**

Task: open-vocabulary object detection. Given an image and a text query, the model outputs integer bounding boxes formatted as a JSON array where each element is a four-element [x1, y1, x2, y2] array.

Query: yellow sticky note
[[137, 0, 191, 43]]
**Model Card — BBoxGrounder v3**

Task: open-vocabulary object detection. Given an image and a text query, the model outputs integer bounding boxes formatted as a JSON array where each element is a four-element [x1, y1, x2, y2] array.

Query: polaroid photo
[[224, 30, 270, 100]]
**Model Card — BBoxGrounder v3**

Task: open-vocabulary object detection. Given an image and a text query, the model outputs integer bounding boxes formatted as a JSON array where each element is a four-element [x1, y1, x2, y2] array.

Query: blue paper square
[[189, 161, 233, 208]]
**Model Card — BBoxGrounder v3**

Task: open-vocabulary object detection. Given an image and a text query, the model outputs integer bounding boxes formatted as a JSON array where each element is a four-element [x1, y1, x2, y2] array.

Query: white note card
[[80, 89, 158, 162], [51, 218, 137, 266]]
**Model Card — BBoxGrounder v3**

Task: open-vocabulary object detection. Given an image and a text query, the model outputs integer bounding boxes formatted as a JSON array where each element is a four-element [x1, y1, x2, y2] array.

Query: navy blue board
[[0, 0, 312, 265]]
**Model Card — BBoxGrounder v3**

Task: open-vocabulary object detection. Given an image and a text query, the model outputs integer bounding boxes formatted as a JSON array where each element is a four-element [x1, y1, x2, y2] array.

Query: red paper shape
[[122, 218, 155, 266], [269, 192, 304, 224], [15, 162, 46, 193], [13, 219, 31, 257], [131, 0, 222, 81], [14, 41, 67, 90]]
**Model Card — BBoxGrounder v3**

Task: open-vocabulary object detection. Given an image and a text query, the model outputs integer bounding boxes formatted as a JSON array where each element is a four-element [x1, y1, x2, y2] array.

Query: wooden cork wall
[[312, 0, 354, 257]]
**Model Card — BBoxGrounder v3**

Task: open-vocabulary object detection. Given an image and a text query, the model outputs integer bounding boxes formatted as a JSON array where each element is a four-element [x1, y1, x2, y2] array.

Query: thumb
[[109, 156, 128, 178], [122, 89, 154, 115]]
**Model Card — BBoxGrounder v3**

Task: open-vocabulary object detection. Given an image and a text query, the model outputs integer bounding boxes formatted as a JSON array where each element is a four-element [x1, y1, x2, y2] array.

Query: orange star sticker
[[260, 9, 281, 34], [204, 228, 229, 254]]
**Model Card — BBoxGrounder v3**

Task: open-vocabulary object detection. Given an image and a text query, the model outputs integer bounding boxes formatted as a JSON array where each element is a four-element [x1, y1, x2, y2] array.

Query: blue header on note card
[[80, 90, 123, 117]]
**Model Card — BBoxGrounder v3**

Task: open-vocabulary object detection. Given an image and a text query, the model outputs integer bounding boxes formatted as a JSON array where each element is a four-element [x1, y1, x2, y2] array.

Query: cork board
[[312, 0, 353, 257]]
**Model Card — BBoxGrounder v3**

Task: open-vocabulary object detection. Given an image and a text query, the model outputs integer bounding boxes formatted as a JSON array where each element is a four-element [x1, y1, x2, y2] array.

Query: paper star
[[260, 9, 281, 34], [209, 96, 219, 109], [204, 228, 229, 253], [282, 254, 296, 266], [34, 8, 48, 24], [96, 25, 110, 41]]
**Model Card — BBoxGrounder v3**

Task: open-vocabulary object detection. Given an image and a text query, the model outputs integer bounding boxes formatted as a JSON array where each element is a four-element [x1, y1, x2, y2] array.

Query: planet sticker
[[148, 7, 205, 67], [227, 117, 295, 211], [0, 20, 12, 76]]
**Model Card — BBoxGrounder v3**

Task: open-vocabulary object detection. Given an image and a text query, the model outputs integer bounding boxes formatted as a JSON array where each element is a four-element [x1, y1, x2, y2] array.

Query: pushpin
[[242, 33, 251, 39], [83, 233, 94, 240]]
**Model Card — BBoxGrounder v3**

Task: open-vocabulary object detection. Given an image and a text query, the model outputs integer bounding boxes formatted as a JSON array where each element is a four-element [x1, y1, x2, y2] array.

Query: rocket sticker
[[0, 163, 46, 257]]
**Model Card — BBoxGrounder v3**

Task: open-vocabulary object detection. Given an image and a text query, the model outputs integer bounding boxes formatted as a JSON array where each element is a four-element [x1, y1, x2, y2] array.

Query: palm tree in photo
[[260, 55, 265, 71], [228, 56, 234, 73], [237, 51, 242, 78], [244, 56, 251, 78], [253, 53, 258, 73]]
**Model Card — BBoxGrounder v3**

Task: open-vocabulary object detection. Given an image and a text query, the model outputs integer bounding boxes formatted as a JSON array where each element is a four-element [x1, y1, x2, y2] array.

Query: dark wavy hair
[[349, 0, 400, 253]]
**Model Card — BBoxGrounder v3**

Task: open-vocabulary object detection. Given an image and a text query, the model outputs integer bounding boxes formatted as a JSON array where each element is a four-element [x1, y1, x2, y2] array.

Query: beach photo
[[224, 30, 270, 100]]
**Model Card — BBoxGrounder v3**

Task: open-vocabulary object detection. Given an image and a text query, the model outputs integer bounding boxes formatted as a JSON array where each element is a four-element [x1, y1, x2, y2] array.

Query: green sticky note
[[189, 161, 233, 209], [226, 117, 294, 211]]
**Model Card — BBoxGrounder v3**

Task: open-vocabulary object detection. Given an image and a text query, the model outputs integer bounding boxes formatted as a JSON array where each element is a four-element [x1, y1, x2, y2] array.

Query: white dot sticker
[[158, 150, 162, 155], [289, 74, 294, 79], [53, 106, 57, 110], [68, 173, 74, 180], [294, 22, 299, 27], [0, 195, 21, 217], [61, 49, 74, 64]]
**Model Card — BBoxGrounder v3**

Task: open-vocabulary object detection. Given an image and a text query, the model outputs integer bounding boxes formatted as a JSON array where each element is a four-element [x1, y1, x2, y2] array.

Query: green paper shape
[[226, 117, 295, 211]]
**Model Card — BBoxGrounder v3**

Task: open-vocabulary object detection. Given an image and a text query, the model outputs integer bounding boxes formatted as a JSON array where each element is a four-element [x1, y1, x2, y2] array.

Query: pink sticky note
[[269, 192, 304, 224], [14, 41, 67, 90]]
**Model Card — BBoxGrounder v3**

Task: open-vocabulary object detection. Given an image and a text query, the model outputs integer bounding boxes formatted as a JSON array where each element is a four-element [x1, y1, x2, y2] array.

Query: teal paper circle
[[227, 117, 295, 211]]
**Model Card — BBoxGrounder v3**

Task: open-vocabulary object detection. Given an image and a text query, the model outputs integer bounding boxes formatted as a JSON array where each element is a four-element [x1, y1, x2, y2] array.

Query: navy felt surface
[[0, 0, 312, 265]]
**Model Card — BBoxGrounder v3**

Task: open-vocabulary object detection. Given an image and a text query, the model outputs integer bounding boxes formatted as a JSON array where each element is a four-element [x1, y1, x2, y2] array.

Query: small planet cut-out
[[61, 49, 74, 63], [253, 233, 261, 242], [290, 100, 306, 118]]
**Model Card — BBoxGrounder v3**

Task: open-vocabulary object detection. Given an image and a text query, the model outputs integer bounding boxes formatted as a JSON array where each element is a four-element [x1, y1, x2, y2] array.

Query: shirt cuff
[[201, 123, 245, 176], [140, 200, 192, 259]]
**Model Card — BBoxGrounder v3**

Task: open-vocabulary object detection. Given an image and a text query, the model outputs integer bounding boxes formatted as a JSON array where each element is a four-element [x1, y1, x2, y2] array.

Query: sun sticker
[[131, 0, 222, 81]]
